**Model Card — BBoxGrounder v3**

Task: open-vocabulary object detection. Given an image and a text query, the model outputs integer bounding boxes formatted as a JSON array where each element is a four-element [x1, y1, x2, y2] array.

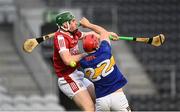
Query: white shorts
[[96, 91, 131, 112], [58, 69, 93, 99]]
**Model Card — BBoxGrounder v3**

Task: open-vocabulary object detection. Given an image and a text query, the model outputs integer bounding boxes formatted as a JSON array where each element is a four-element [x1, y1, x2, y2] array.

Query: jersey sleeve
[[99, 40, 111, 54], [54, 34, 69, 54]]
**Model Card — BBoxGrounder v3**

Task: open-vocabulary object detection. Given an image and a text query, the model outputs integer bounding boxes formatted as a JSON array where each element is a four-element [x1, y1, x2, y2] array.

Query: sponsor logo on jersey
[[69, 44, 79, 55]]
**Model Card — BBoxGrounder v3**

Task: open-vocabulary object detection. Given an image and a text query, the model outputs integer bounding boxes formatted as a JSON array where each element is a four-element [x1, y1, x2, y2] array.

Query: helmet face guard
[[56, 11, 75, 30], [83, 34, 99, 53]]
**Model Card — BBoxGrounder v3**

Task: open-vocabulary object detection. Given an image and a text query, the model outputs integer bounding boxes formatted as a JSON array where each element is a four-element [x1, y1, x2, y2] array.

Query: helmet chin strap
[[60, 21, 70, 31], [59, 21, 77, 35]]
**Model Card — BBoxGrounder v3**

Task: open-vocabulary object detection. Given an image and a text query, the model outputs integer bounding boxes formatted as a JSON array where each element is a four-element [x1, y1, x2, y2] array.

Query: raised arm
[[80, 17, 111, 42]]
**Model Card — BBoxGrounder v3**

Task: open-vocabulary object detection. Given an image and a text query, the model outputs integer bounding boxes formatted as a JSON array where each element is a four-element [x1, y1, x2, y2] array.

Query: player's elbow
[[61, 57, 71, 65]]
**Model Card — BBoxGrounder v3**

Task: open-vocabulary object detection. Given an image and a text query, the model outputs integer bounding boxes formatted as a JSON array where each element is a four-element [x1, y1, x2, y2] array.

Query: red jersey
[[53, 30, 83, 77]]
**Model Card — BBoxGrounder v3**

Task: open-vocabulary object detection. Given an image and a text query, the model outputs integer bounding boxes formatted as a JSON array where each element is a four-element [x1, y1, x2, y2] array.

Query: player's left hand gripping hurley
[[23, 33, 55, 53]]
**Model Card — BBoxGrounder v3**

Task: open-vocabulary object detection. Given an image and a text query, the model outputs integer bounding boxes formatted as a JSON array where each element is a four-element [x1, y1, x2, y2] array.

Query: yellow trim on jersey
[[106, 56, 115, 72], [85, 70, 91, 77], [93, 56, 115, 78], [93, 63, 106, 79]]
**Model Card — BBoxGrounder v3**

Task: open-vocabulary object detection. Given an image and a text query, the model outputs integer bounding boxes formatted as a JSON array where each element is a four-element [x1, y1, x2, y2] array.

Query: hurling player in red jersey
[[53, 11, 95, 111]]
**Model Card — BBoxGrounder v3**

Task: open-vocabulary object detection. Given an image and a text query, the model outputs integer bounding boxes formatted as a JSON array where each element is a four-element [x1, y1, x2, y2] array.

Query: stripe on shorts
[[70, 82, 79, 93], [64, 75, 79, 93]]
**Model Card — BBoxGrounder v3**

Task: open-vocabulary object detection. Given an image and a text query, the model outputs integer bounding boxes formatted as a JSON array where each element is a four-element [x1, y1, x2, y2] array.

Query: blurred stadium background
[[0, 0, 179, 111]]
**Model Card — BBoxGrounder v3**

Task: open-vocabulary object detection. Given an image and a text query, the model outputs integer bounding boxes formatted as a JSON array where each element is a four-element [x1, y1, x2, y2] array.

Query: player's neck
[[60, 30, 71, 36], [88, 50, 96, 54]]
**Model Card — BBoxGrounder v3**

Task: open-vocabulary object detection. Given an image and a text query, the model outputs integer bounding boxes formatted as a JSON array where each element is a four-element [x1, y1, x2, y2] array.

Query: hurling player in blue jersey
[[79, 17, 131, 111]]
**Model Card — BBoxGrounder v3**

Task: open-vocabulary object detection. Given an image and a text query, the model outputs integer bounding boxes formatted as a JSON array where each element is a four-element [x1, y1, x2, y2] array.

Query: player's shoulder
[[54, 32, 67, 44], [101, 40, 109, 44], [55, 31, 71, 41], [99, 40, 111, 53], [55, 31, 64, 37], [100, 40, 111, 48]]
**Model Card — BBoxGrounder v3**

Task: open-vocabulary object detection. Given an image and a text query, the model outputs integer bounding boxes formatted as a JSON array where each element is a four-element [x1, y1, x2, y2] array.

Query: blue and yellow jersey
[[80, 40, 127, 98]]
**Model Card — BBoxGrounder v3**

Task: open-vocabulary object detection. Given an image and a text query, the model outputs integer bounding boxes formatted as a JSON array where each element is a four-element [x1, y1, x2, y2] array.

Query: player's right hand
[[109, 32, 118, 41]]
